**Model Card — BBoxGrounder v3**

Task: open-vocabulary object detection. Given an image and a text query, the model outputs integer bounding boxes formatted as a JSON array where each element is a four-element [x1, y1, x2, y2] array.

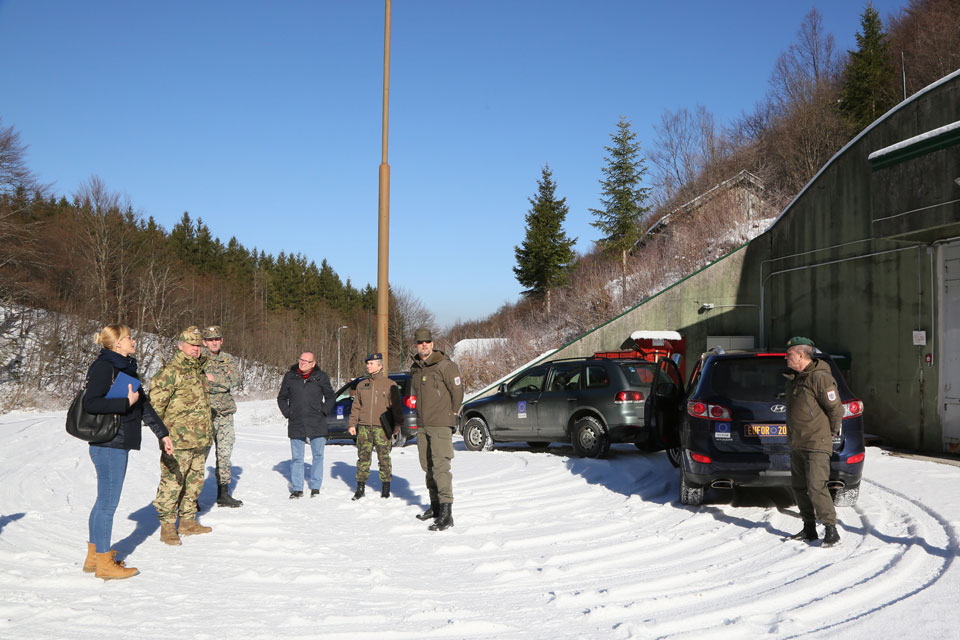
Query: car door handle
[[566, 397, 577, 402]]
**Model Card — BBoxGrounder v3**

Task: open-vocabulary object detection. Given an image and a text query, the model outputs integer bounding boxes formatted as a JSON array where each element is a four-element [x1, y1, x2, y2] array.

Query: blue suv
[[328, 372, 418, 447], [668, 348, 865, 506]]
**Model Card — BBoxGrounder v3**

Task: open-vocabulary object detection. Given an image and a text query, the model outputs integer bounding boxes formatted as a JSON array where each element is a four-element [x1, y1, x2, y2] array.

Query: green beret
[[787, 336, 815, 348]]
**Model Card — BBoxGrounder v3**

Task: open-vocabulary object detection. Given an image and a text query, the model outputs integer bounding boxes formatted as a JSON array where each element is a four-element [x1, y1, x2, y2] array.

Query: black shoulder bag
[[65, 369, 121, 443]]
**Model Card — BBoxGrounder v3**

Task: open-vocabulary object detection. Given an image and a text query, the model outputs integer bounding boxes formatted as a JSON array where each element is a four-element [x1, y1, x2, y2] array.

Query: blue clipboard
[[106, 372, 142, 399]]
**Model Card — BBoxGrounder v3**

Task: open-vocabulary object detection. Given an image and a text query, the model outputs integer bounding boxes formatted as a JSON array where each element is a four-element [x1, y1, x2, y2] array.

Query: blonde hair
[[94, 324, 131, 351]]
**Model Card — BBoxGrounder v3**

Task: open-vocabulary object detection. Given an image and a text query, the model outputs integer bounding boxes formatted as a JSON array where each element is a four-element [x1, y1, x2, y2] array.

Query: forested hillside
[[448, 0, 960, 390]]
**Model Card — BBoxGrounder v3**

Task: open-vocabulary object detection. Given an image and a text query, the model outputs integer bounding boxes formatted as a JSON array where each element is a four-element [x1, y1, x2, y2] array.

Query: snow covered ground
[[2, 400, 958, 639]]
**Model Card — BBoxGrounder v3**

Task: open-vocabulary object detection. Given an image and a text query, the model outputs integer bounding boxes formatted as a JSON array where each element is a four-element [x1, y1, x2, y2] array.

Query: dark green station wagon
[[457, 356, 684, 458]]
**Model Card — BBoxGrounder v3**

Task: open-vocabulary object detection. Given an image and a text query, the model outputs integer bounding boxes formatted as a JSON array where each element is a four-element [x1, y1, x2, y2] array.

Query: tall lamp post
[[376, 0, 392, 372], [337, 325, 348, 388]]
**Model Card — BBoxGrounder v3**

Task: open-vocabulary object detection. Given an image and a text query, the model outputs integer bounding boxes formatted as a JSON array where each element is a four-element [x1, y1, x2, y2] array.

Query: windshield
[[706, 358, 788, 401], [618, 362, 657, 389]]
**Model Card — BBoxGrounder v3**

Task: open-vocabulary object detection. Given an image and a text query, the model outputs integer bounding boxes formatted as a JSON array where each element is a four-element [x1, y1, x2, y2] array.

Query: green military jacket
[[347, 369, 402, 430], [204, 349, 239, 416], [411, 350, 463, 429], [784, 358, 844, 453], [149, 350, 213, 450]]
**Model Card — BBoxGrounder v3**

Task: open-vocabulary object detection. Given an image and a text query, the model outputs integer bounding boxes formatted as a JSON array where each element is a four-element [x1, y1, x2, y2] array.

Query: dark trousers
[[790, 450, 837, 526], [418, 425, 454, 504]]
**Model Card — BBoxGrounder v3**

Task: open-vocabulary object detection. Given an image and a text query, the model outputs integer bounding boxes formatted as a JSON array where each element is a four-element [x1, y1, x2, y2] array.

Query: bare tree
[[650, 105, 729, 208], [73, 176, 142, 324]]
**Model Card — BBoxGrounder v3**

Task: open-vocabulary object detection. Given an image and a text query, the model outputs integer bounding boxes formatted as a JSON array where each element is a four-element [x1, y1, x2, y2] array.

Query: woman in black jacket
[[82, 324, 173, 580]]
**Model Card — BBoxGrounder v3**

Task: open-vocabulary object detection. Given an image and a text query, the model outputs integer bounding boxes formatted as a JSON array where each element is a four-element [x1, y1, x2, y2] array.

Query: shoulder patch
[[826, 389, 837, 402], [454, 376, 461, 386]]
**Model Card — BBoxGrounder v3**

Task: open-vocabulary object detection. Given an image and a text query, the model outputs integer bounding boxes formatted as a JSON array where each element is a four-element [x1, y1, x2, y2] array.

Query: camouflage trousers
[[356, 424, 392, 483], [211, 412, 236, 485], [154, 447, 207, 524]]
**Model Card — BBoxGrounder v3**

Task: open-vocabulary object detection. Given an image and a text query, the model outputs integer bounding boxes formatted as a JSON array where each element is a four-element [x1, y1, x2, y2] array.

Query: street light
[[337, 325, 348, 388]]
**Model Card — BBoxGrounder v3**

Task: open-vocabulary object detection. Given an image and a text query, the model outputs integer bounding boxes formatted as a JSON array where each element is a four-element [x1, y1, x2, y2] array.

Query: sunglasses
[[416, 340, 432, 345]]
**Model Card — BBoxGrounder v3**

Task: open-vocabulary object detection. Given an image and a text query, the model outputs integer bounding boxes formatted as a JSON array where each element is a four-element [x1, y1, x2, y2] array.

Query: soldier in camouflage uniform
[[347, 353, 402, 500], [202, 325, 243, 508], [150, 326, 214, 545]]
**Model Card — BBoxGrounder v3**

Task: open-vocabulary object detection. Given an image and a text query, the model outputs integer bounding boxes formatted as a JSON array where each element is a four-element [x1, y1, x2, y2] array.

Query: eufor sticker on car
[[714, 422, 731, 439]]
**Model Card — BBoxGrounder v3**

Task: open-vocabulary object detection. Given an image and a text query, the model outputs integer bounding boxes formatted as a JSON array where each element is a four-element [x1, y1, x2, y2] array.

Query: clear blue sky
[[0, 0, 907, 328]]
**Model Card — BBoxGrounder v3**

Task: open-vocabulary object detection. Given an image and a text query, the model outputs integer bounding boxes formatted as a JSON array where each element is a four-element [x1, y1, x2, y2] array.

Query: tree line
[[0, 145, 433, 407]]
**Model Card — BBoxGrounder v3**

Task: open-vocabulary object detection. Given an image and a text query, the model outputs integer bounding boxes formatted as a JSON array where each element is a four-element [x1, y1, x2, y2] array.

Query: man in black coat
[[277, 351, 335, 498]]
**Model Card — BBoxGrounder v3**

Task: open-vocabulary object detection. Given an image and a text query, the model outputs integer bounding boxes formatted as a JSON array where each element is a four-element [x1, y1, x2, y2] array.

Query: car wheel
[[679, 472, 704, 505], [831, 485, 859, 507], [526, 441, 550, 450], [463, 417, 493, 452], [570, 416, 610, 458], [666, 447, 682, 468]]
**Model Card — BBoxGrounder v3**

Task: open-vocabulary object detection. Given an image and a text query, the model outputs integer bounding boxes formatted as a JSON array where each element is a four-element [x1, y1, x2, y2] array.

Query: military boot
[[821, 525, 841, 547], [416, 502, 439, 521], [381, 482, 391, 499], [217, 483, 243, 508], [787, 520, 818, 542], [352, 482, 366, 501], [179, 519, 213, 535], [95, 552, 138, 580], [160, 523, 181, 546], [428, 503, 454, 531]]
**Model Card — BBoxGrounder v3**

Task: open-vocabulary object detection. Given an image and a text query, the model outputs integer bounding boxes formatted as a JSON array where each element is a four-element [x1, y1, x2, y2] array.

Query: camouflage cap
[[786, 336, 815, 348], [414, 327, 433, 342], [202, 325, 222, 340], [179, 326, 203, 346]]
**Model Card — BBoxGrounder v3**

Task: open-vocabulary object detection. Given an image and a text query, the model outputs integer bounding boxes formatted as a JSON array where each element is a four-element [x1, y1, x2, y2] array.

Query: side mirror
[[497, 383, 506, 395]]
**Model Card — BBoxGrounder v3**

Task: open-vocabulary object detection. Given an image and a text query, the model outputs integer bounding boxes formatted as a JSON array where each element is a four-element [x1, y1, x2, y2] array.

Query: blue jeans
[[88, 445, 129, 553], [290, 437, 326, 491]]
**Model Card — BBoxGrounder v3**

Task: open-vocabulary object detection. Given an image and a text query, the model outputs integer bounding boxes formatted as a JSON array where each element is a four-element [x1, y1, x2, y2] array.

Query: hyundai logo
[[770, 404, 786, 413]]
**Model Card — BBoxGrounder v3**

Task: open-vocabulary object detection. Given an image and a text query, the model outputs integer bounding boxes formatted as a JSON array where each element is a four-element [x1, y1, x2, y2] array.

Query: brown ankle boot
[[85, 543, 126, 572], [160, 522, 182, 546], [83, 542, 97, 573], [95, 552, 138, 580], [178, 518, 212, 535]]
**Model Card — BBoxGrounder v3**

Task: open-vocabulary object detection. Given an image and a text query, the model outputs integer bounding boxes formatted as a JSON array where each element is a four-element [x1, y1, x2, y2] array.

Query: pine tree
[[513, 165, 576, 313], [589, 117, 651, 306], [839, 4, 897, 133]]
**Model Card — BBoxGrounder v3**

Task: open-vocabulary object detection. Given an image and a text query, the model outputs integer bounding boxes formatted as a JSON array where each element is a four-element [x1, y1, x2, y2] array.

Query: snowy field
[[2, 399, 958, 639]]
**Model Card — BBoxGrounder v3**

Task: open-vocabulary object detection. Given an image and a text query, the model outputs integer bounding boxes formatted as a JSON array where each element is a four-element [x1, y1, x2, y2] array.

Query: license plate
[[745, 424, 787, 437]]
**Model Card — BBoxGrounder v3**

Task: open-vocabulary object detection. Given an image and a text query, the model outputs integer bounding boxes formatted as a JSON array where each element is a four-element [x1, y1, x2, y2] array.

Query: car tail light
[[688, 401, 707, 416], [688, 401, 730, 420], [709, 404, 731, 420], [615, 390, 645, 404], [843, 399, 863, 418], [691, 452, 712, 464], [405, 395, 416, 409], [846, 452, 865, 464], [757, 352, 786, 357]]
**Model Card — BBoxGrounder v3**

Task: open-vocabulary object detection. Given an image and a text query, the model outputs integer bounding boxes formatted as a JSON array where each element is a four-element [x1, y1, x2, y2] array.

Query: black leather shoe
[[428, 503, 454, 531], [821, 525, 841, 547], [786, 521, 818, 541], [216, 484, 243, 508], [416, 502, 439, 521], [310, 489, 320, 497], [289, 491, 303, 499], [352, 482, 366, 501]]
